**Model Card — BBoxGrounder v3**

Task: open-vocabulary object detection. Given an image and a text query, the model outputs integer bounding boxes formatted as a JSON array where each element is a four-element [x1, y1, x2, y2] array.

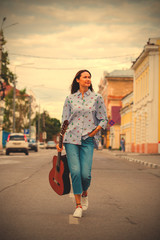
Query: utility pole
[[42, 111, 46, 142], [38, 104, 40, 142], [29, 95, 32, 139], [0, 19, 5, 153], [13, 76, 16, 133]]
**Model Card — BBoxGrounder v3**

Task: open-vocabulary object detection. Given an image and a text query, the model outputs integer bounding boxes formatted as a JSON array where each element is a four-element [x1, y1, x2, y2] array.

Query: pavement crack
[[125, 217, 137, 225], [0, 162, 49, 194], [0, 177, 30, 193], [108, 202, 122, 210], [149, 172, 160, 179]]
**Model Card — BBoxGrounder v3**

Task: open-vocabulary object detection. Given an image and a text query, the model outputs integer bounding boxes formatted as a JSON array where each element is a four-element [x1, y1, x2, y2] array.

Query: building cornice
[[105, 77, 133, 81], [120, 102, 133, 114], [131, 44, 159, 70]]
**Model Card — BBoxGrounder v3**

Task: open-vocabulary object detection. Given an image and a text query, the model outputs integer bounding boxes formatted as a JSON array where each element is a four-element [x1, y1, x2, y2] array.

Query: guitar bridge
[[53, 178, 60, 186]]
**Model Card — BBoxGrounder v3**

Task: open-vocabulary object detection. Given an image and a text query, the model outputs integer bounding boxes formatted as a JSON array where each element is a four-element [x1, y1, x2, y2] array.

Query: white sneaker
[[73, 207, 83, 218], [81, 196, 88, 211]]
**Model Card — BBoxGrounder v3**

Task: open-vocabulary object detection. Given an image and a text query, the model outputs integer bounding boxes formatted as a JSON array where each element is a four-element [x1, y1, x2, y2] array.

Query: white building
[[131, 38, 160, 153]]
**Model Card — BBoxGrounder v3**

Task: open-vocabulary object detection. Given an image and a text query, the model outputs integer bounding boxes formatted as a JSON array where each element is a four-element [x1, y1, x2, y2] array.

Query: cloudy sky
[[0, 0, 160, 121]]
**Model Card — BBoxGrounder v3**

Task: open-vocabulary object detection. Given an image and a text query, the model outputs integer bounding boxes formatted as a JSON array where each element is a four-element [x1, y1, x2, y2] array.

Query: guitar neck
[[56, 120, 69, 172], [56, 133, 63, 171], [59, 133, 63, 149]]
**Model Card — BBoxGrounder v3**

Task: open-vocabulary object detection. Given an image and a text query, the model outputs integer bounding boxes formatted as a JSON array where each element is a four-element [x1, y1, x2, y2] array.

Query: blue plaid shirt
[[62, 89, 108, 147]]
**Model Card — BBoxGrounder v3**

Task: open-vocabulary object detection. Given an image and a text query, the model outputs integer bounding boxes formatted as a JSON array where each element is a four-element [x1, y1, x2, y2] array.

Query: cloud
[[2, 0, 160, 33], [1, 0, 160, 120]]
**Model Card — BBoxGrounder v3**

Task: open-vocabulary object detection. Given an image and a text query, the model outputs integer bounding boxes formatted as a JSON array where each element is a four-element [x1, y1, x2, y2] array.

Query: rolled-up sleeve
[[62, 96, 71, 123], [95, 94, 108, 129]]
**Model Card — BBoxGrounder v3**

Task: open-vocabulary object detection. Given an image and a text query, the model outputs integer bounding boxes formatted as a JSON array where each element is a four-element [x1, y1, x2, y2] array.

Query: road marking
[[1, 155, 28, 158], [0, 160, 19, 165], [69, 215, 79, 224]]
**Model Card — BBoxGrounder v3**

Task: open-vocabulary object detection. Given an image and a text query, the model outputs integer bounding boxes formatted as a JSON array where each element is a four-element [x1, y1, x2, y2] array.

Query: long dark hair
[[71, 69, 94, 94]]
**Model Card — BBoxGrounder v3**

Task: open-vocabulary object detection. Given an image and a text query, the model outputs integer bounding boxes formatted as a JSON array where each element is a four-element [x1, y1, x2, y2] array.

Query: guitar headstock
[[60, 120, 69, 136]]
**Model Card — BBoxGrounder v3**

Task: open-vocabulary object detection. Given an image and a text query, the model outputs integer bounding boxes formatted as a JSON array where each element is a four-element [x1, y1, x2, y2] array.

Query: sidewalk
[[0, 149, 5, 155], [102, 149, 160, 169]]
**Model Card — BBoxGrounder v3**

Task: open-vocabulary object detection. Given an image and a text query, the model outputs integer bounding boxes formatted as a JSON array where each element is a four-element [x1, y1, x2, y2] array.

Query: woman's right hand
[[56, 144, 63, 152]]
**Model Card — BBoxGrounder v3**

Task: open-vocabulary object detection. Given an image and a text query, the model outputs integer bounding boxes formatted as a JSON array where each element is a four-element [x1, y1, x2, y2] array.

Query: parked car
[[6, 133, 29, 155], [38, 142, 46, 149], [28, 139, 38, 152], [46, 141, 56, 149]]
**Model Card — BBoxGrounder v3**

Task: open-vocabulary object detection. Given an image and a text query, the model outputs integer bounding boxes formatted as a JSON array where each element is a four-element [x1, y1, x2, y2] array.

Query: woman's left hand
[[88, 129, 97, 137], [88, 126, 102, 137]]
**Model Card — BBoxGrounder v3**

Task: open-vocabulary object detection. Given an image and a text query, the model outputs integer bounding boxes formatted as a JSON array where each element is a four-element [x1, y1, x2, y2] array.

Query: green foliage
[[45, 113, 61, 140], [1, 31, 15, 84], [3, 88, 30, 132], [15, 88, 30, 132], [33, 111, 61, 141], [3, 89, 14, 132]]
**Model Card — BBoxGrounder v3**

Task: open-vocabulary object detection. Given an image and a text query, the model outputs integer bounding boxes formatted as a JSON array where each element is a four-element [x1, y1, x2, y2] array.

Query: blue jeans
[[64, 137, 94, 195]]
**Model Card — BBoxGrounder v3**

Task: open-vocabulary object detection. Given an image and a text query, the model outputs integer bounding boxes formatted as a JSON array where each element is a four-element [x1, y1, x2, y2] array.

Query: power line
[[9, 52, 138, 60], [11, 59, 131, 71]]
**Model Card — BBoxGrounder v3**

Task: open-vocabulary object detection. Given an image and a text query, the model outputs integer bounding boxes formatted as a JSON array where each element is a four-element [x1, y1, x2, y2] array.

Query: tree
[[33, 111, 61, 141], [45, 112, 61, 141], [15, 89, 30, 132], [3, 88, 13, 132], [1, 31, 15, 85], [3, 88, 30, 132]]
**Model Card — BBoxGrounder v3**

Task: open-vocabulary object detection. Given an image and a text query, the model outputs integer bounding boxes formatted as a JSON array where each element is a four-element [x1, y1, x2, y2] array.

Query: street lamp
[[1, 17, 6, 30], [1, 17, 18, 31]]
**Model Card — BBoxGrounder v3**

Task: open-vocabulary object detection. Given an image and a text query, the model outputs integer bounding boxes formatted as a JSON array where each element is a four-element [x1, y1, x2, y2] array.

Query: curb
[[122, 156, 160, 169], [102, 149, 160, 169]]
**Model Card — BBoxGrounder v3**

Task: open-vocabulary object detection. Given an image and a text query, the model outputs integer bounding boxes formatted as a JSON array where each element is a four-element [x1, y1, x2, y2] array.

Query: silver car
[[46, 141, 56, 149]]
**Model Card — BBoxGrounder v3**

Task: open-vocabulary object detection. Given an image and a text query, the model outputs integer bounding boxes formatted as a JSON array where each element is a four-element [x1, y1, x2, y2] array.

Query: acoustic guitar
[[49, 120, 71, 195]]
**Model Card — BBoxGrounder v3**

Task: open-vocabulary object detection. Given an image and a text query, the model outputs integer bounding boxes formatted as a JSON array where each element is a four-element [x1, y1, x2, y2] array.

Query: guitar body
[[49, 154, 71, 195]]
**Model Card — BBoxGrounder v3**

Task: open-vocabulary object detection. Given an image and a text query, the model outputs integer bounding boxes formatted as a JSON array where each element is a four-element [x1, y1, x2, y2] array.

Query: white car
[[6, 133, 29, 155], [38, 142, 46, 149]]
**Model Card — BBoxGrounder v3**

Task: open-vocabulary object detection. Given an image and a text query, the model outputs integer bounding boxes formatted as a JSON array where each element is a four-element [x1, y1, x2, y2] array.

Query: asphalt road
[[0, 149, 160, 240]]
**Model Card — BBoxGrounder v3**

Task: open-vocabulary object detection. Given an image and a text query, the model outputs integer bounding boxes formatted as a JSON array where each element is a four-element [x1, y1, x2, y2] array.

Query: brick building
[[98, 69, 133, 148]]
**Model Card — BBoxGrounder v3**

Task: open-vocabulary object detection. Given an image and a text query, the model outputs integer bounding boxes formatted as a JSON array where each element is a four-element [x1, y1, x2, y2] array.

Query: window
[[10, 135, 25, 141]]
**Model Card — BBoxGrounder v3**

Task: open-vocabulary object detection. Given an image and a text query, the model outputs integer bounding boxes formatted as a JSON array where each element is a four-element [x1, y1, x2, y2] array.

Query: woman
[[57, 70, 108, 218], [120, 137, 125, 152]]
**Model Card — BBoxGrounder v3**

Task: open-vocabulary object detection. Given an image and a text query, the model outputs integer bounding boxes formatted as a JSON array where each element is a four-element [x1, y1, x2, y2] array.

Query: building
[[131, 38, 160, 153], [120, 92, 133, 152], [98, 69, 133, 149]]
